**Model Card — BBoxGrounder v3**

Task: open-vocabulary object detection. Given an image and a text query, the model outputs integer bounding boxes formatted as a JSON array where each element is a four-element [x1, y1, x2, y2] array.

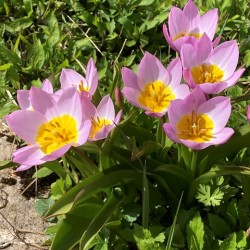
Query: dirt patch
[[0, 120, 51, 250]]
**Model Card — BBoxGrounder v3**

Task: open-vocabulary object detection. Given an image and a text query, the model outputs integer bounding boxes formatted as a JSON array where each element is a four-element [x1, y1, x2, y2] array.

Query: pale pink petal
[[121, 67, 140, 90], [97, 95, 115, 120], [172, 84, 190, 100], [208, 41, 239, 79], [183, 128, 234, 150], [5, 110, 47, 144], [167, 58, 182, 88], [114, 110, 123, 125], [138, 52, 169, 88], [13, 146, 46, 166], [196, 33, 213, 62], [212, 36, 221, 47], [181, 44, 198, 68], [163, 123, 181, 144], [199, 9, 218, 40], [122, 87, 145, 110], [183, 0, 200, 31], [173, 36, 199, 52], [168, 88, 206, 125], [145, 111, 165, 118], [198, 96, 231, 132], [183, 69, 196, 89], [41, 79, 53, 93], [86, 58, 98, 95], [207, 127, 234, 145], [17, 90, 31, 110], [81, 98, 96, 120], [30, 87, 55, 115], [223, 68, 245, 86], [198, 82, 229, 94], [168, 7, 189, 38], [43, 144, 71, 161], [77, 119, 92, 145], [247, 106, 250, 123], [163, 23, 177, 50], [15, 164, 33, 172], [60, 68, 87, 89], [92, 124, 115, 141], [56, 87, 83, 128]]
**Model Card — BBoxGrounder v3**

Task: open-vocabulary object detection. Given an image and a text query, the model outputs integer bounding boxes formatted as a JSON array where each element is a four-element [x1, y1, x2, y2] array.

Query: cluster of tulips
[[6, 0, 246, 171]]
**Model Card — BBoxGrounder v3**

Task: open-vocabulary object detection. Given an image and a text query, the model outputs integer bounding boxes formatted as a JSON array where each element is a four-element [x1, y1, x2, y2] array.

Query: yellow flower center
[[173, 32, 202, 41], [176, 111, 214, 142], [89, 117, 112, 139], [137, 80, 175, 113], [76, 80, 89, 92], [191, 64, 224, 84], [36, 114, 78, 154]]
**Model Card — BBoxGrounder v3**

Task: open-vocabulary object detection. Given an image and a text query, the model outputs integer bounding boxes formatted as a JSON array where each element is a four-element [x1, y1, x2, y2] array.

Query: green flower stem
[[189, 150, 198, 180], [142, 161, 149, 228]]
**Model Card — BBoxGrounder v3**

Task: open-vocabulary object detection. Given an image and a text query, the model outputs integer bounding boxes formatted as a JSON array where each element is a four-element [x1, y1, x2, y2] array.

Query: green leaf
[[41, 161, 66, 179], [45, 167, 140, 218], [207, 213, 231, 238], [32, 167, 53, 178], [186, 212, 204, 250], [236, 230, 247, 248], [166, 192, 183, 250], [219, 233, 237, 250], [35, 198, 54, 217], [199, 125, 250, 174], [79, 192, 122, 249], [4, 17, 32, 33], [133, 224, 165, 250], [196, 184, 224, 206], [0, 160, 17, 170], [50, 203, 102, 250], [50, 179, 65, 200]]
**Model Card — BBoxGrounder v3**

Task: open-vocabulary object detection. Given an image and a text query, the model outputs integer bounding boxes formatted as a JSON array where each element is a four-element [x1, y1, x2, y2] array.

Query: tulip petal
[[167, 58, 183, 88], [86, 58, 98, 95], [60, 68, 87, 89], [17, 90, 31, 110], [163, 123, 181, 144], [122, 87, 145, 110], [97, 95, 115, 120], [138, 52, 169, 88], [30, 87, 55, 115], [6, 110, 47, 144], [168, 7, 189, 38], [77, 119, 92, 145], [56, 87, 83, 128], [13, 146, 46, 166], [41, 79, 53, 93], [163, 23, 177, 50], [199, 9, 218, 40], [208, 41, 239, 79], [122, 67, 140, 90], [198, 96, 231, 132], [183, 0, 200, 30]]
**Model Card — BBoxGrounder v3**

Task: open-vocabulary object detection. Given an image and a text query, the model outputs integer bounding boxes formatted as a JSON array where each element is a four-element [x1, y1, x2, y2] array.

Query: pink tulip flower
[[121, 52, 190, 117], [17, 79, 54, 110], [163, 87, 234, 150], [6, 87, 91, 171], [82, 95, 122, 141], [163, 0, 218, 52], [247, 106, 250, 123], [60, 58, 98, 99], [181, 34, 245, 94]]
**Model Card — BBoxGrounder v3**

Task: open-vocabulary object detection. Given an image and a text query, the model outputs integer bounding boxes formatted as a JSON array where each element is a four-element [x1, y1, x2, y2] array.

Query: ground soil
[[0, 120, 51, 250]]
